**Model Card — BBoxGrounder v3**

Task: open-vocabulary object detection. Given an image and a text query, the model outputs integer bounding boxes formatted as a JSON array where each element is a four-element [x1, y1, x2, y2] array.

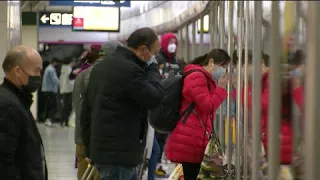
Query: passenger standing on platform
[[73, 41, 124, 180], [165, 49, 231, 180], [154, 33, 179, 176], [59, 58, 75, 127], [81, 27, 163, 180], [0, 45, 47, 180], [157, 33, 179, 78], [69, 45, 102, 80], [42, 58, 59, 127]]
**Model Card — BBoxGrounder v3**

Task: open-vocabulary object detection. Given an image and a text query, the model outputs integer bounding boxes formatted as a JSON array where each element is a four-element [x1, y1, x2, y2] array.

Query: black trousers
[[181, 162, 201, 180], [61, 93, 73, 126], [43, 92, 57, 120]]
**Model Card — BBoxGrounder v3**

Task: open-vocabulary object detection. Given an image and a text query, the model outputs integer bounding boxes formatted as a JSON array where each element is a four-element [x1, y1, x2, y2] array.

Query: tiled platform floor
[[38, 123, 174, 180]]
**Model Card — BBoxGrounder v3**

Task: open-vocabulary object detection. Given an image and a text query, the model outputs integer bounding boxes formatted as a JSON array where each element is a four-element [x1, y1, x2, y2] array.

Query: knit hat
[[100, 41, 124, 56]]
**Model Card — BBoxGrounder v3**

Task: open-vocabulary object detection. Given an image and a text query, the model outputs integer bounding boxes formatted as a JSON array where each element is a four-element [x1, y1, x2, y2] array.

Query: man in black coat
[[0, 45, 47, 180], [81, 27, 163, 180]]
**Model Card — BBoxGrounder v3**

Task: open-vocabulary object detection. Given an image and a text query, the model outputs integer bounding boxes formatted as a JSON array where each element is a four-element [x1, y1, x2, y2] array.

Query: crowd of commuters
[[0, 26, 305, 180]]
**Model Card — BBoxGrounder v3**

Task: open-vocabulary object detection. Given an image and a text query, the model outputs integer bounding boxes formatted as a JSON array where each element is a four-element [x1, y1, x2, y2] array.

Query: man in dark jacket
[[73, 41, 124, 180], [81, 27, 163, 180], [0, 45, 47, 180]]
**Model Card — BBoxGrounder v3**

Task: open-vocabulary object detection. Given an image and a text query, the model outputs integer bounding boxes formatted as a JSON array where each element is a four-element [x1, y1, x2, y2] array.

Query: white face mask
[[167, 43, 177, 53]]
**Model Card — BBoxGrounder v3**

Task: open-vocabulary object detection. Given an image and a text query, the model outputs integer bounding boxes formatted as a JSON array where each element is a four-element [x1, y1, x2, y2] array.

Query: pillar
[[0, 2, 38, 119], [0, 1, 21, 80]]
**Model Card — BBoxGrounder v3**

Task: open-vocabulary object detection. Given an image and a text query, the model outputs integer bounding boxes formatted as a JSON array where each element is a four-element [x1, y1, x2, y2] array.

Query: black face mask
[[22, 76, 42, 93]]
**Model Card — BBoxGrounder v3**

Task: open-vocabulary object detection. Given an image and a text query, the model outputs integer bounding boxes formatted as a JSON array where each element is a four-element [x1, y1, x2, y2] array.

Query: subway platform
[[38, 123, 174, 180]]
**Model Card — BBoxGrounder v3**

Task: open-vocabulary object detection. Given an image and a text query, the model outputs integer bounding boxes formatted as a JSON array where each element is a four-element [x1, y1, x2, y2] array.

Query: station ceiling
[[22, 1, 72, 12]]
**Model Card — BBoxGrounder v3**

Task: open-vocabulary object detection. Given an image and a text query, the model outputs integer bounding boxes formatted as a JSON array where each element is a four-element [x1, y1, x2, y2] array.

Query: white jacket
[[60, 65, 74, 94]]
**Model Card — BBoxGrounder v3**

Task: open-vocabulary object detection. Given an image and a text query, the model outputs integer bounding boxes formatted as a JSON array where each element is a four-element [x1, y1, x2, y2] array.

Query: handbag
[[168, 164, 184, 180], [196, 111, 228, 179]]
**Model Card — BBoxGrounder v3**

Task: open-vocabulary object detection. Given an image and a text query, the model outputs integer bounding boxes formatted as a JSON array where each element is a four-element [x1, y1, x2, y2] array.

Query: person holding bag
[[165, 49, 231, 180]]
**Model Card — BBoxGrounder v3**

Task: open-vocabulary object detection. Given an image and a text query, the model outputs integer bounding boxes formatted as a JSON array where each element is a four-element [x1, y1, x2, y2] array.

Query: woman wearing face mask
[[156, 33, 179, 79], [165, 49, 231, 180], [154, 33, 179, 176]]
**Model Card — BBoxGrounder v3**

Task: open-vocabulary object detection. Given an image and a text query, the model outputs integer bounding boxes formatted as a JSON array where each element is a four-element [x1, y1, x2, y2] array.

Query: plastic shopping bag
[[197, 132, 227, 179], [168, 164, 184, 180]]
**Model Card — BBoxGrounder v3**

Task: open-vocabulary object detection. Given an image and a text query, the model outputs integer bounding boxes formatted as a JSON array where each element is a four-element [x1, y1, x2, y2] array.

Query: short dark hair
[[127, 27, 158, 50], [51, 57, 59, 63], [288, 50, 304, 65], [190, 49, 231, 66], [2, 49, 27, 72], [240, 49, 266, 66]]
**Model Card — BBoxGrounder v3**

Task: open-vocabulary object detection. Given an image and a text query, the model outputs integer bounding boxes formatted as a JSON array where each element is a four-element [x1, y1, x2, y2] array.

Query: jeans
[[148, 137, 160, 180], [95, 164, 138, 180], [155, 132, 167, 163]]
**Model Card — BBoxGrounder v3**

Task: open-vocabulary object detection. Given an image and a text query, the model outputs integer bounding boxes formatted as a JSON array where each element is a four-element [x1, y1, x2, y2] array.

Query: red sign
[[73, 18, 84, 27]]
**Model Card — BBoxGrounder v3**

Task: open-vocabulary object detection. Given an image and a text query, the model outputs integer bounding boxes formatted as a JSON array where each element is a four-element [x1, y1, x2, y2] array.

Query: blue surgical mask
[[212, 67, 226, 81]]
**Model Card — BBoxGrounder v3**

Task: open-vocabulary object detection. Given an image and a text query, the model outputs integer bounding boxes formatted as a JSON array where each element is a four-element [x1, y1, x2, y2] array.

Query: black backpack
[[149, 69, 210, 133]]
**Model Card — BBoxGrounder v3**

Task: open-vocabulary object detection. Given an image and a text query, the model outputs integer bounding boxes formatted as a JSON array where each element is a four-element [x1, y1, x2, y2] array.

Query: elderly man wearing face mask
[[0, 45, 48, 180]]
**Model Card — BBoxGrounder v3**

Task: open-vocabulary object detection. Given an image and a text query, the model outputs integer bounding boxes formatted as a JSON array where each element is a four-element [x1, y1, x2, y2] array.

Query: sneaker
[[45, 120, 52, 127], [155, 165, 167, 177]]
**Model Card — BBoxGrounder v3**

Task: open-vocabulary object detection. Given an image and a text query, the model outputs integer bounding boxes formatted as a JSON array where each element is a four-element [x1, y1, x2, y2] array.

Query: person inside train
[[165, 49, 231, 180], [157, 32, 180, 79], [42, 57, 60, 127], [73, 41, 124, 180], [80, 27, 163, 180], [289, 49, 305, 77], [231, 50, 302, 166], [290, 50, 305, 110]]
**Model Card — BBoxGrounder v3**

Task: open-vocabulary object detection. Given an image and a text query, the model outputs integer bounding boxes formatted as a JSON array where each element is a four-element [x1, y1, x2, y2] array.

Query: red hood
[[184, 64, 213, 81], [161, 33, 177, 62]]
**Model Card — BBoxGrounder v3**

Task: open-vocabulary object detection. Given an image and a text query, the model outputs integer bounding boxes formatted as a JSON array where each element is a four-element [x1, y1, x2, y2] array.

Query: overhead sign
[[38, 12, 73, 27], [49, 0, 131, 7]]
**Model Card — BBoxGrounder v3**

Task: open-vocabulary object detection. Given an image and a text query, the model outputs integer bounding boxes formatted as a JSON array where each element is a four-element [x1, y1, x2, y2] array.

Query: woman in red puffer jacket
[[165, 49, 231, 180]]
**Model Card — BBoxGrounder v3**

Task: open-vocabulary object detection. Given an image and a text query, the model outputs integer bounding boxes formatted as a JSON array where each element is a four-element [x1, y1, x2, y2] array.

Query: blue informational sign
[[38, 12, 73, 27], [49, 0, 131, 7]]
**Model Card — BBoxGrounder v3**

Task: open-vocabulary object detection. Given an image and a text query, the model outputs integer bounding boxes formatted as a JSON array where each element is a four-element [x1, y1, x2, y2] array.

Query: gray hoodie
[[73, 41, 124, 144]]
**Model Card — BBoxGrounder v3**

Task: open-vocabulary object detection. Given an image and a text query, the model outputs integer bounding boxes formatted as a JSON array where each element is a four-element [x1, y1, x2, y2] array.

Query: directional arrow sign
[[39, 12, 73, 27], [40, 14, 49, 24], [50, 13, 62, 25]]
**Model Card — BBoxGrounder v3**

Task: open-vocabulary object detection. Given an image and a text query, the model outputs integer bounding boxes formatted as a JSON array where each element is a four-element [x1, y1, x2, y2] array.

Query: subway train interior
[[1, 0, 319, 180]]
